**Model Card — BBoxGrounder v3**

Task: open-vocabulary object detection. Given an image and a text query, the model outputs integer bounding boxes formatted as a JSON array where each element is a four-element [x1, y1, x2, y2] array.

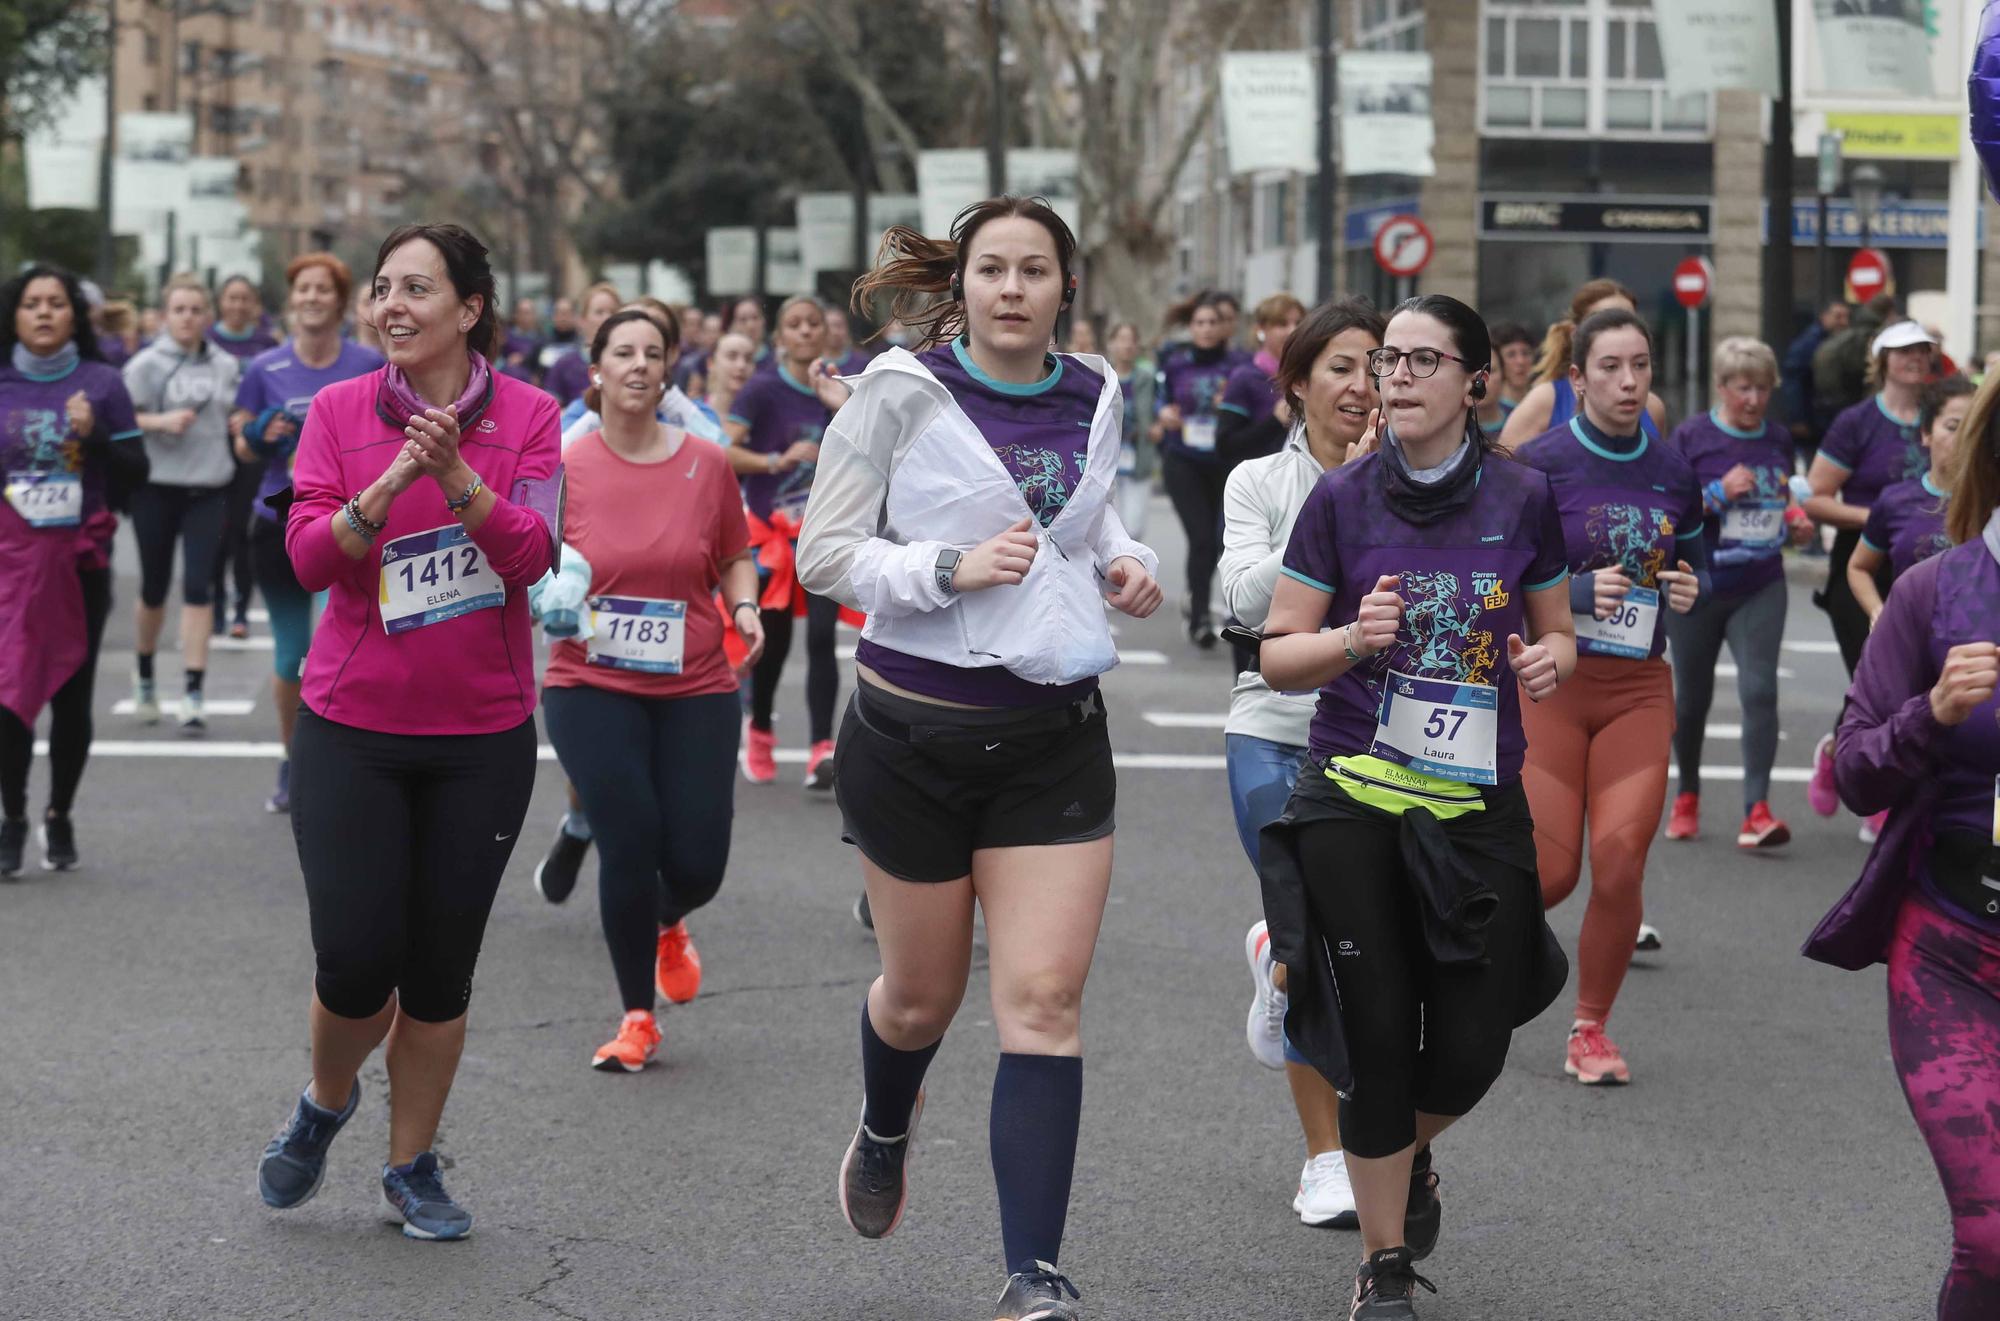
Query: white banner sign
[[1221, 52, 1317, 175], [1803, 0, 1963, 105], [763, 227, 812, 296], [184, 158, 244, 239], [918, 149, 990, 237], [797, 193, 856, 276], [1656, 0, 1781, 98], [645, 261, 694, 306], [705, 227, 757, 295], [23, 76, 105, 211], [1338, 52, 1433, 178], [1006, 148, 1082, 235]]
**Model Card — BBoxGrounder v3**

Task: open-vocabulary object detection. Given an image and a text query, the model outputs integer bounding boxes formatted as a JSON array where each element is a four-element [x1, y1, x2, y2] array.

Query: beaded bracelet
[[446, 473, 484, 514], [342, 499, 379, 544]]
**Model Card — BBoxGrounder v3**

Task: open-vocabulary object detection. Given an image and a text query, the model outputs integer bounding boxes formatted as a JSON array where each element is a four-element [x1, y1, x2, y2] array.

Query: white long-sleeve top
[[797, 347, 1157, 687], [1220, 425, 1330, 746]]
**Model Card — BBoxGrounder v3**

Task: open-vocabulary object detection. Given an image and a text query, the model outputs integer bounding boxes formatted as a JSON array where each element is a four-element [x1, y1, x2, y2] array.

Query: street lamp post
[[1850, 162, 1885, 256]]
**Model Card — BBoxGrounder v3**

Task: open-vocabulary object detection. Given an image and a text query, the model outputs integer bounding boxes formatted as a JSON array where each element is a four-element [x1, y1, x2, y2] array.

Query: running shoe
[[1859, 809, 1887, 845], [1565, 1020, 1631, 1085], [655, 921, 701, 1003], [1243, 920, 1288, 1071], [1634, 923, 1663, 953], [0, 817, 24, 878], [39, 815, 77, 871], [995, 1261, 1081, 1320], [805, 739, 836, 791], [533, 819, 590, 904], [1405, 1145, 1442, 1259], [743, 724, 778, 785], [1350, 1247, 1435, 1320], [381, 1152, 472, 1241], [1188, 618, 1218, 650], [132, 676, 161, 724], [1807, 733, 1839, 817], [854, 892, 875, 933], [257, 1080, 359, 1209], [1294, 1151, 1359, 1228], [591, 1009, 661, 1072], [1664, 792, 1698, 841], [1737, 801, 1791, 849], [229, 618, 250, 641], [179, 689, 206, 734], [838, 1089, 923, 1239], [265, 761, 291, 815]]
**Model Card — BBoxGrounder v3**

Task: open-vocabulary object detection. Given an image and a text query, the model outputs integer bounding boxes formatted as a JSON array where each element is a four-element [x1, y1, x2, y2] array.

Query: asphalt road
[[0, 497, 1945, 1321]]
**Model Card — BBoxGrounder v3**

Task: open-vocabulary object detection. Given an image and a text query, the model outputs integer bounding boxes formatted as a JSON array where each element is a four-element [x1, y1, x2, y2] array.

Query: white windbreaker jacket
[[1219, 425, 1329, 747]]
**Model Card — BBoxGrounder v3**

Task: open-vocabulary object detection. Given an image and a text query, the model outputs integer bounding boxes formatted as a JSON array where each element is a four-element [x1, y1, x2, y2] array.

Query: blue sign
[[1345, 197, 1421, 246], [1765, 199, 1981, 249]]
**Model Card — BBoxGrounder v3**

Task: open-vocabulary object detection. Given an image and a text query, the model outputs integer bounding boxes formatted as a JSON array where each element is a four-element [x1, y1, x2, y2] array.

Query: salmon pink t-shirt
[[542, 430, 751, 699]]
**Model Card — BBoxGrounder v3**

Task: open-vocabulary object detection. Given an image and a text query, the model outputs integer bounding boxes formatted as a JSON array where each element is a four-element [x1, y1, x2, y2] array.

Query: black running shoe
[[838, 1090, 922, 1238], [39, 814, 77, 871], [0, 817, 25, 878], [1350, 1246, 1435, 1319], [533, 820, 591, 904], [853, 892, 874, 933], [996, 1261, 1081, 1320], [258, 1080, 360, 1208], [1406, 1145, 1442, 1260]]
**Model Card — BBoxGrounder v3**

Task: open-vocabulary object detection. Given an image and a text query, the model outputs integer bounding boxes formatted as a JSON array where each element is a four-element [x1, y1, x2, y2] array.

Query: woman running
[[1848, 375, 1973, 623], [541, 309, 763, 1070], [210, 275, 280, 362], [1664, 337, 1810, 848], [208, 276, 279, 638], [1804, 368, 2000, 1320], [1156, 291, 1241, 649], [797, 195, 1161, 1321], [701, 330, 757, 425], [724, 295, 848, 789], [546, 281, 622, 409], [1515, 308, 1705, 1087], [1803, 319, 1938, 840], [121, 275, 241, 734], [1221, 296, 1385, 1231], [1218, 293, 1305, 465], [1105, 321, 1156, 538], [252, 223, 560, 1241], [0, 264, 145, 876], [1498, 279, 1667, 449], [231, 253, 384, 814], [1488, 321, 1535, 423], [1257, 293, 1573, 1320]]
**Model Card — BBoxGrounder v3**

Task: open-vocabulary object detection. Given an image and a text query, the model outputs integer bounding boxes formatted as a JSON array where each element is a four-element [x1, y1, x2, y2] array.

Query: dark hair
[[582, 308, 671, 415], [1389, 293, 1494, 450], [851, 195, 1076, 348], [726, 296, 764, 330], [1570, 307, 1654, 369], [1162, 288, 1231, 335], [1920, 373, 1975, 436], [0, 264, 101, 360], [1275, 297, 1386, 422], [218, 274, 261, 302], [373, 223, 502, 360], [1489, 320, 1534, 352]]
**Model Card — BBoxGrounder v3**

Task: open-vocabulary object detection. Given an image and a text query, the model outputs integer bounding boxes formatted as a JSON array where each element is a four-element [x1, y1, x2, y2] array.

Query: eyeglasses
[[1368, 347, 1480, 380]]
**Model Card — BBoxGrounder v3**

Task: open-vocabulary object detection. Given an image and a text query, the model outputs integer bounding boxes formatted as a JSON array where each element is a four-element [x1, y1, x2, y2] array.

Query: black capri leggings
[[0, 566, 111, 820], [1817, 527, 1883, 679], [1295, 813, 1541, 1159], [751, 590, 840, 744], [1161, 451, 1229, 625], [130, 482, 227, 608], [542, 685, 741, 1012], [290, 708, 538, 1023]]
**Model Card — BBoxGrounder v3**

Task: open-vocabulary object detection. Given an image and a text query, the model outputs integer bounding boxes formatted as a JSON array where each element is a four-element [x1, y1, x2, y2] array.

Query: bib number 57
[[1423, 707, 1468, 740]]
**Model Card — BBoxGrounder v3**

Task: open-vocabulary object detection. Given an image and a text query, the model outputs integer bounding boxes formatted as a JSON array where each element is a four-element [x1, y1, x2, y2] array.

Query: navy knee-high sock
[[991, 1052, 1083, 1271], [860, 1001, 939, 1138]]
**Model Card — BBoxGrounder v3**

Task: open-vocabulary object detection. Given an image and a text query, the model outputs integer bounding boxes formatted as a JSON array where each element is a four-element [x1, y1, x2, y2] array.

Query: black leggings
[[210, 455, 261, 620], [130, 483, 227, 608], [1295, 814, 1540, 1159], [751, 592, 839, 743], [1818, 527, 1882, 679], [1162, 451, 1229, 623], [543, 686, 740, 1011], [0, 567, 111, 820], [291, 708, 538, 1023]]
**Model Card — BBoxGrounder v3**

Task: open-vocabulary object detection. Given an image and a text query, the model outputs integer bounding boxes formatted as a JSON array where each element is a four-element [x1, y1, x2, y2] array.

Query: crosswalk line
[[110, 698, 256, 717]]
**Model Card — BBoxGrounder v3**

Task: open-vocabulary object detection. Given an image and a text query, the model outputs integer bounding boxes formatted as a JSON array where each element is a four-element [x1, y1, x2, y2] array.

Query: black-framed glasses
[[1368, 347, 1479, 379]]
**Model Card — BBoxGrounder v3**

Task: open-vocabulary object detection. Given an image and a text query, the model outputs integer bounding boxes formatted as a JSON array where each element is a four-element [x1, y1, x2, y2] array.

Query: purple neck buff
[[376, 349, 494, 432]]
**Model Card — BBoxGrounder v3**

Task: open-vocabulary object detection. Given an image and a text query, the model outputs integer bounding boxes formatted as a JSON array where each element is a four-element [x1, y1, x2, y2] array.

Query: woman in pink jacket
[[252, 224, 561, 1241]]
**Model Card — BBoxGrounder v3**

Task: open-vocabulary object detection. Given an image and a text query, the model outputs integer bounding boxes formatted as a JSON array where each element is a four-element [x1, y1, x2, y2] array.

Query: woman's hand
[[155, 407, 197, 436], [65, 390, 94, 439], [1344, 408, 1383, 465], [1721, 463, 1756, 500], [1509, 633, 1559, 702], [1104, 556, 1163, 618], [402, 404, 463, 479], [1592, 566, 1633, 620], [1351, 574, 1404, 656], [732, 602, 766, 668], [807, 358, 852, 411], [954, 517, 1039, 592], [1658, 559, 1700, 615], [1157, 403, 1183, 432], [1929, 642, 2000, 726], [777, 439, 820, 472], [380, 440, 426, 496]]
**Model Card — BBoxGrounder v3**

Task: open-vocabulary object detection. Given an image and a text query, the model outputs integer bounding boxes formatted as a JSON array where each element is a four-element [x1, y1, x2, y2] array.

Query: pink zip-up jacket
[[286, 368, 561, 735]]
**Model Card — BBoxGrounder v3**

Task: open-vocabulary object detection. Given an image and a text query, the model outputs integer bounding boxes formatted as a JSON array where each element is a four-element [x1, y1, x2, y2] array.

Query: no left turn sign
[[1373, 214, 1434, 278]]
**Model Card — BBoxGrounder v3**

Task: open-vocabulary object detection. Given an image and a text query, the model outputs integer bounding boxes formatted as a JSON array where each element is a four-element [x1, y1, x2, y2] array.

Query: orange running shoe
[[1565, 1020, 1631, 1085], [591, 1009, 661, 1072], [655, 921, 702, 1004], [743, 724, 778, 785], [1737, 801, 1791, 849], [1664, 792, 1699, 841]]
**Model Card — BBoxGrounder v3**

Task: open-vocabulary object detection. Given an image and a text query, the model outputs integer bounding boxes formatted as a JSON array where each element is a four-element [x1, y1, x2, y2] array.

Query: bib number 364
[[1372, 670, 1499, 785]]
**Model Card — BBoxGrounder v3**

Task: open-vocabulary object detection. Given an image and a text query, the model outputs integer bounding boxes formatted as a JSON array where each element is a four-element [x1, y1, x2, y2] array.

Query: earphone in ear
[[1469, 373, 1488, 401], [1060, 274, 1078, 310], [949, 272, 963, 303]]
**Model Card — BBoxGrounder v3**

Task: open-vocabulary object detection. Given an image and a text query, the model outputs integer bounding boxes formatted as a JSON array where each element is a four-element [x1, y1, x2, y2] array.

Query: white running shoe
[[131, 676, 161, 724], [1634, 922, 1663, 953], [1244, 920, 1288, 1071], [1293, 1151, 1359, 1228]]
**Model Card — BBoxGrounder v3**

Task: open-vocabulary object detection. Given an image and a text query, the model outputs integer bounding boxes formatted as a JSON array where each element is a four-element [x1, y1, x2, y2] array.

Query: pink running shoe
[[1807, 733, 1839, 817], [743, 724, 778, 785], [1859, 809, 1888, 845], [1565, 1021, 1631, 1085], [1664, 792, 1699, 841]]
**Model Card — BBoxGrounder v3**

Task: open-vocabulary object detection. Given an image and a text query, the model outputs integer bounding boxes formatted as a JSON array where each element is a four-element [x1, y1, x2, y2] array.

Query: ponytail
[[1531, 277, 1636, 388]]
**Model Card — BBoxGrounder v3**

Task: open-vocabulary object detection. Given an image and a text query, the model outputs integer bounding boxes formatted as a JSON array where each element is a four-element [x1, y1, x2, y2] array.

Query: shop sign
[[1824, 113, 1960, 160], [1479, 196, 1712, 242]]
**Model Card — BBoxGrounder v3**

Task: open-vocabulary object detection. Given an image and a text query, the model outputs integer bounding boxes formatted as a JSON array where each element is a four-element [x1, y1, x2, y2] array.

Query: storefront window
[[1482, 0, 1710, 139]]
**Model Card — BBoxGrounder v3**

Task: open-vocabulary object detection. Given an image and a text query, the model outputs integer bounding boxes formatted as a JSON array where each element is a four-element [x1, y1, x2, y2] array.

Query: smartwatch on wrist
[[730, 599, 759, 622], [935, 548, 963, 598]]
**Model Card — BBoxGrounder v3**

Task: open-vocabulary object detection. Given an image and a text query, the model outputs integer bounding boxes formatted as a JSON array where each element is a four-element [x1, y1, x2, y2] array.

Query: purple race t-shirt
[[728, 362, 830, 522], [544, 349, 589, 407], [1279, 450, 1570, 781], [0, 358, 141, 534], [234, 339, 385, 521], [498, 329, 543, 383], [1820, 394, 1927, 509], [1861, 474, 1952, 582], [1158, 343, 1235, 462], [1515, 417, 1704, 660], [1219, 354, 1279, 426], [1671, 410, 1796, 601], [209, 323, 281, 362]]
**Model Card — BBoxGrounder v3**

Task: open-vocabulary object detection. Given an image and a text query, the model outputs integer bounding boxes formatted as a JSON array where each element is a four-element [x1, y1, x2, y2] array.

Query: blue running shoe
[[258, 1080, 359, 1208], [382, 1152, 472, 1240]]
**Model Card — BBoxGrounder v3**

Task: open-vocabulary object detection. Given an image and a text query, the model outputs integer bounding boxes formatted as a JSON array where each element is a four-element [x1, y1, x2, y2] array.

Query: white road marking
[[207, 635, 275, 652], [110, 698, 256, 717], [1143, 712, 1229, 729], [1781, 640, 1841, 654], [1716, 664, 1796, 679], [836, 646, 1168, 665], [1703, 724, 1785, 740]]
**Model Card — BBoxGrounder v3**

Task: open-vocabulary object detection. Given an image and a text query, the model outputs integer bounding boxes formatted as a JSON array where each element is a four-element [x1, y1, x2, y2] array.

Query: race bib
[[585, 596, 687, 674], [1573, 584, 1659, 660], [1118, 441, 1139, 476], [1371, 670, 1499, 786], [1720, 502, 1785, 548], [1183, 416, 1217, 453], [378, 524, 504, 634], [4, 471, 82, 528]]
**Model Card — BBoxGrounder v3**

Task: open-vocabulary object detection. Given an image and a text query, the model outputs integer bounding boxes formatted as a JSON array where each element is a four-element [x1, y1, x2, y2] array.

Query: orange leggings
[[1520, 656, 1674, 1027]]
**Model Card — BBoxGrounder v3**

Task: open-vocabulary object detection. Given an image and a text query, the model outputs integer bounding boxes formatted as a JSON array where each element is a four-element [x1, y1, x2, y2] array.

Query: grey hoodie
[[122, 332, 242, 489]]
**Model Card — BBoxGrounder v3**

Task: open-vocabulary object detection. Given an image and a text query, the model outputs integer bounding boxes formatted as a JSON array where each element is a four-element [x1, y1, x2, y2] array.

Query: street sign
[[1845, 247, 1893, 302], [1372, 214, 1434, 277], [1671, 255, 1714, 309], [1817, 131, 1844, 197]]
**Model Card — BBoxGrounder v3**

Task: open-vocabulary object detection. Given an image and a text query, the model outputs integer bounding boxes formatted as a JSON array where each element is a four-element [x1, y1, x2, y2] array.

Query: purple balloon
[[1973, 1, 2000, 199]]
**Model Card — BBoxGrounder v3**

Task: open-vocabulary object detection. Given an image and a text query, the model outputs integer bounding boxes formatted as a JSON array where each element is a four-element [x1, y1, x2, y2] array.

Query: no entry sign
[[1671, 255, 1713, 309], [1846, 248, 1892, 303], [1373, 214, 1434, 278]]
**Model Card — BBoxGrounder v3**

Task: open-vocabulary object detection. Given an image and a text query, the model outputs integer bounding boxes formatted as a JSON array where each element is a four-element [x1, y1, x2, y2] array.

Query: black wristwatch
[[935, 547, 963, 598]]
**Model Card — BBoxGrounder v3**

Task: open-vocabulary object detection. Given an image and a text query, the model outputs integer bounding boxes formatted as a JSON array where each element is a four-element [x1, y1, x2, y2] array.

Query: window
[[1481, 0, 1711, 138], [1354, 0, 1424, 53]]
